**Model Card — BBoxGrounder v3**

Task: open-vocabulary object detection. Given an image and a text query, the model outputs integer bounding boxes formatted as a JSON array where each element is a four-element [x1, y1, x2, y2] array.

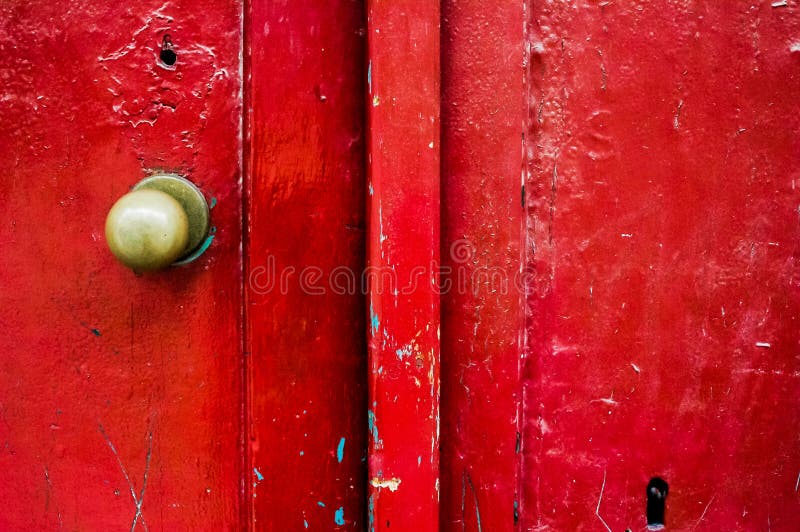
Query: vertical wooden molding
[[366, 1, 441, 529]]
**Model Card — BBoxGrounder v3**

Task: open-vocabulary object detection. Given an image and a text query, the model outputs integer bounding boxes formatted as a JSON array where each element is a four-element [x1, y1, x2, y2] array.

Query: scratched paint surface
[[0, 1, 243, 529], [366, 0, 441, 529], [520, 1, 800, 530], [245, 1, 368, 529]]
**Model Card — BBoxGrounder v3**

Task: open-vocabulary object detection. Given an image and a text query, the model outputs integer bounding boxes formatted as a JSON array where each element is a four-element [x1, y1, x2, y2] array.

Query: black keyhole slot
[[646, 477, 669, 529], [159, 48, 177, 66], [159, 34, 177, 67]]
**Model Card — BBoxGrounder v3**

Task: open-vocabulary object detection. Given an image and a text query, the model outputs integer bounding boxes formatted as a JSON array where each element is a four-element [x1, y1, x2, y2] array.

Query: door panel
[[521, 1, 800, 529], [0, 2, 243, 529]]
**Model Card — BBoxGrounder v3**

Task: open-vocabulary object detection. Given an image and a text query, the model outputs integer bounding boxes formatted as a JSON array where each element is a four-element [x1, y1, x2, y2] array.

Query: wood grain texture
[[245, 1, 368, 529]]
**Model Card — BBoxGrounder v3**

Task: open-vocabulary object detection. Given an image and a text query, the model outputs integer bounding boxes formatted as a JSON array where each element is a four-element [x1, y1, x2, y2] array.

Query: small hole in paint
[[646, 477, 669, 529]]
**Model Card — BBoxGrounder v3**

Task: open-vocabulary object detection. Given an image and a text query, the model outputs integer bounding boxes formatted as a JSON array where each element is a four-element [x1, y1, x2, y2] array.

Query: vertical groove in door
[[241, 0, 252, 528], [439, 1, 527, 530]]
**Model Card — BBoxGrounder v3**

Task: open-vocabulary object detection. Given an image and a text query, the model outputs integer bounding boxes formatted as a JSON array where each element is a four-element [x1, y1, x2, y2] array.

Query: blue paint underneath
[[370, 302, 380, 335], [304, 519, 309, 528], [334, 507, 345, 526], [91, 328, 101, 336], [368, 494, 375, 532], [253, 467, 264, 481], [173, 234, 214, 265], [395, 344, 412, 360], [368, 409, 379, 443], [317, 501, 326, 508], [337, 437, 346, 463], [367, 61, 372, 94]]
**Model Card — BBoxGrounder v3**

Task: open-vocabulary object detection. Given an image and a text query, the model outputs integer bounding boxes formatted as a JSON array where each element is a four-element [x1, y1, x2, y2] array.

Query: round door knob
[[105, 174, 210, 272]]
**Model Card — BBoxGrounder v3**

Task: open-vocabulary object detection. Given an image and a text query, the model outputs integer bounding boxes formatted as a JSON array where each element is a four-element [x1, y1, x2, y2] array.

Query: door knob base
[[133, 174, 211, 258]]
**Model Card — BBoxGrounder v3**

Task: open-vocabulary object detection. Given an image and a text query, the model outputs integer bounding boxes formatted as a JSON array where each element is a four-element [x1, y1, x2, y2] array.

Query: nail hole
[[646, 477, 669, 529]]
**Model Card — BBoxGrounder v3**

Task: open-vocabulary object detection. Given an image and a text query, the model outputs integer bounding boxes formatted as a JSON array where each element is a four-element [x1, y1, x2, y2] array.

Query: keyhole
[[159, 34, 177, 66], [646, 477, 669, 529], [160, 48, 177, 66]]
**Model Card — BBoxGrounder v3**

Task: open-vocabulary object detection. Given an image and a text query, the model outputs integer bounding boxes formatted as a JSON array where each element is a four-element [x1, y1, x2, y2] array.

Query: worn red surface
[[0, 1, 243, 529], [521, 1, 800, 530], [366, 0, 441, 529], [3, 1, 799, 530], [244, 1, 369, 530], [440, 1, 526, 530]]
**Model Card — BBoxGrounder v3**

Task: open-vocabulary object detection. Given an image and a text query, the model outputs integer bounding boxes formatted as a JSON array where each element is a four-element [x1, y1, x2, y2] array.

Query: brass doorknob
[[105, 174, 210, 271]]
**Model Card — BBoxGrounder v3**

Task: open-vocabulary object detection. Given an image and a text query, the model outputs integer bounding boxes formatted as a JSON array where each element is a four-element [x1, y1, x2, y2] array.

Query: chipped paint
[[370, 302, 380, 336], [370, 477, 402, 492], [366, 0, 441, 526], [336, 437, 346, 463], [368, 409, 382, 449]]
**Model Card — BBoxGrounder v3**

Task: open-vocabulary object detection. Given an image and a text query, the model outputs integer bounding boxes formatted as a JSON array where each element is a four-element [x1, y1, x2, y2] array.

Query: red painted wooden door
[[3, 1, 799, 531]]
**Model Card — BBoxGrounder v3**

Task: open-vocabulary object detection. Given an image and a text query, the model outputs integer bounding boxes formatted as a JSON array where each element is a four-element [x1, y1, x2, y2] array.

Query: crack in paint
[[99, 422, 153, 532], [464, 471, 483, 532], [692, 496, 715, 530], [595, 470, 611, 532], [43, 466, 63, 529]]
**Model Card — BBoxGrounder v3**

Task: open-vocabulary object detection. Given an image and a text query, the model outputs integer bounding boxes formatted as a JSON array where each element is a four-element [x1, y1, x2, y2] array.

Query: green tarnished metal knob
[[105, 174, 210, 272]]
